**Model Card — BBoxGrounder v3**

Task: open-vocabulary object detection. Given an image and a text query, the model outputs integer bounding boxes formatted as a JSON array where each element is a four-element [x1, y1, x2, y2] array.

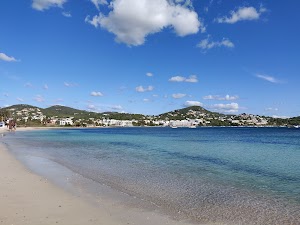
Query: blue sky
[[0, 0, 299, 117]]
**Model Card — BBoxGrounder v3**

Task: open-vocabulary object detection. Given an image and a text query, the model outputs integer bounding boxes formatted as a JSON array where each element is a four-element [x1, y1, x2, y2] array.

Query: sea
[[3, 127, 300, 224]]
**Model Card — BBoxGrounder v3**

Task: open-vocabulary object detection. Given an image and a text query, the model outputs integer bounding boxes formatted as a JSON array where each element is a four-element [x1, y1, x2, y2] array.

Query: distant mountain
[[42, 105, 87, 117]]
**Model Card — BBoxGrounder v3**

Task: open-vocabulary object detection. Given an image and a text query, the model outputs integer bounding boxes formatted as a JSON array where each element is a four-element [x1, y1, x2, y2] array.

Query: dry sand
[[0, 128, 195, 225]]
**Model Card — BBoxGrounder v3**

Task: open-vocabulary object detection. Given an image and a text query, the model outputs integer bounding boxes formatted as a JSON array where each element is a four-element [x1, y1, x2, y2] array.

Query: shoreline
[[0, 141, 119, 225], [0, 128, 199, 225]]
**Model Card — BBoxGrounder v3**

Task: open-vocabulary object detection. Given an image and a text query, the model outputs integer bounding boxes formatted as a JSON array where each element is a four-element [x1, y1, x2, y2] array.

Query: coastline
[[0, 128, 198, 225]]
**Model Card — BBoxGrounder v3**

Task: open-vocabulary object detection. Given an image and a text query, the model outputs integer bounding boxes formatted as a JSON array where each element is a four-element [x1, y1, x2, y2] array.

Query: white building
[[59, 118, 74, 126]]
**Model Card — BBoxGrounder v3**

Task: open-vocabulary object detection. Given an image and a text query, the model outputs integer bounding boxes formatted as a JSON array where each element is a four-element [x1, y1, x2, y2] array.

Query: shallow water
[[4, 127, 300, 224]]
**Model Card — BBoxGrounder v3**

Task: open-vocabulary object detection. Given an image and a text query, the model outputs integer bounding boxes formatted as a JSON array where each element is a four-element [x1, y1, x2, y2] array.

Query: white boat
[[171, 126, 178, 129], [189, 125, 196, 128], [294, 125, 299, 129]]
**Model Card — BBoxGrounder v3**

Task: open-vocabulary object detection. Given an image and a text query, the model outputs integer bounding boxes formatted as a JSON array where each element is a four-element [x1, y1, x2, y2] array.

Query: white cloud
[[143, 98, 150, 102], [110, 105, 123, 110], [91, 0, 108, 11], [135, 85, 154, 92], [184, 100, 203, 107], [43, 84, 49, 90], [216, 6, 266, 24], [32, 0, 67, 11], [0, 52, 18, 62], [85, 0, 201, 46], [146, 72, 153, 77], [34, 95, 45, 102], [197, 37, 234, 50], [256, 74, 282, 83], [169, 75, 198, 83], [203, 95, 215, 100], [172, 93, 186, 99], [62, 12, 71, 17], [90, 91, 103, 96], [64, 82, 78, 87], [87, 104, 98, 111], [212, 102, 239, 113], [272, 115, 289, 119], [169, 76, 185, 82], [203, 94, 239, 101], [185, 75, 198, 82], [265, 107, 278, 111], [17, 97, 24, 102]]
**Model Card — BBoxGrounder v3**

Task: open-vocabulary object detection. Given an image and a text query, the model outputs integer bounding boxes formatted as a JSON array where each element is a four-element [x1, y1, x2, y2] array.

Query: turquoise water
[[4, 127, 300, 224]]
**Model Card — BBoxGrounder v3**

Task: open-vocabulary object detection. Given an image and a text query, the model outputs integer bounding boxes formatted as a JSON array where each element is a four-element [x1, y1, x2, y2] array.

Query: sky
[[0, 0, 299, 117]]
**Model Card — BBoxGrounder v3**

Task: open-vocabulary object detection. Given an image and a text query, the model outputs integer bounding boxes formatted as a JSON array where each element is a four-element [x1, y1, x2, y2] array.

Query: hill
[[158, 106, 223, 120], [42, 105, 87, 117], [4, 104, 40, 111], [0, 104, 299, 127]]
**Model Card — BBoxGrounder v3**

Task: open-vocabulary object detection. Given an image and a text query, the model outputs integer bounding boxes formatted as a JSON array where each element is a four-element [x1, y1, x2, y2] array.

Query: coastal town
[[0, 104, 299, 128]]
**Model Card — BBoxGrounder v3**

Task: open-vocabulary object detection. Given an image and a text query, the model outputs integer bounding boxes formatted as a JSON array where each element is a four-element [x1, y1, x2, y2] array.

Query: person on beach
[[12, 120, 16, 131], [8, 120, 16, 131], [8, 120, 12, 131]]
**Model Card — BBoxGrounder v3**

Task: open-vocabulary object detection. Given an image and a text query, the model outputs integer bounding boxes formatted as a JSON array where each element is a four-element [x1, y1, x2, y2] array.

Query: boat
[[171, 126, 178, 128], [189, 125, 196, 128], [294, 125, 299, 129]]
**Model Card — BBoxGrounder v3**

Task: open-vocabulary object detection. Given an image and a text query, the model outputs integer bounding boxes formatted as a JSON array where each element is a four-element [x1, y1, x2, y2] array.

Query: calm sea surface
[[4, 127, 300, 224]]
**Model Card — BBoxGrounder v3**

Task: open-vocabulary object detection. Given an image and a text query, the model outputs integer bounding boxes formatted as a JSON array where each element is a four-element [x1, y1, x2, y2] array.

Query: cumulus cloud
[[135, 85, 154, 92], [85, 0, 201, 46], [216, 6, 266, 24], [203, 94, 239, 101], [256, 74, 282, 83], [0, 52, 18, 62], [169, 76, 185, 82], [90, 91, 103, 96], [146, 72, 153, 77], [212, 102, 239, 113], [34, 95, 45, 102], [184, 100, 203, 107], [43, 84, 49, 90], [32, 0, 67, 11], [172, 93, 186, 99], [197, 37, 234, 50], [169, 75, 198, 83]]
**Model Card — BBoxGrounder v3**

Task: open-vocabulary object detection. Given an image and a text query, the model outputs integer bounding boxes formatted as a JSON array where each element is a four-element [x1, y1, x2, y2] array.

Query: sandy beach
[[0, 128, 194, 225]]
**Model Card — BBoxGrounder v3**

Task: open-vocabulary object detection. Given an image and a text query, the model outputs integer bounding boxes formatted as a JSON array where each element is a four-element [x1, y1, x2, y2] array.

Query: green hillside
[[42, 105, 87, 117]]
